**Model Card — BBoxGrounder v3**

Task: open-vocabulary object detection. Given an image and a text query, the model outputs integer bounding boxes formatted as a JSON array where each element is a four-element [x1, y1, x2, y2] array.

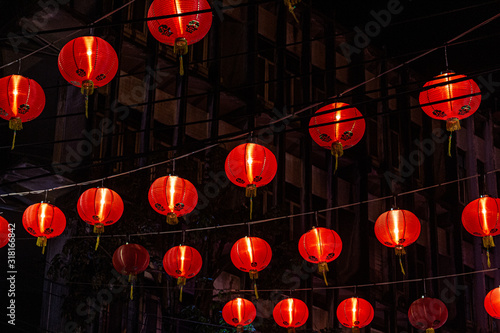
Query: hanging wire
[[182, 229, 186, 244], [423, 278, 427, 296], [314, 211, 319, 227], [17, 59, 21, 75], [444, 44, 449, 70]]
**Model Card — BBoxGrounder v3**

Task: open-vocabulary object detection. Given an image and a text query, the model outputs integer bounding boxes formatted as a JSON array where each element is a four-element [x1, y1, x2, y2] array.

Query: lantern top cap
[[439, 70, 455, 75]]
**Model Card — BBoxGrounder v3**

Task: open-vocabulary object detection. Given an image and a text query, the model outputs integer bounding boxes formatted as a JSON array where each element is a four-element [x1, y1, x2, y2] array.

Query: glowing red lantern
[[22, 202, 66, 254], [298, 226, 342, 285], [112, 243, 150, 300], [147, 0, 213, 75], [149, 175, 198, 225], [374, 209, 421, 274], [222, 298, 256, 332], [0, 75, 45, 149], [309, 102, 365, 173], [485, 287, 500, 319], [231, 236, 272, 299], [0, 216, 11, 248], [462, 195, 500, 267], [408, 297, 448, 332], [337, 297, 374, 332], [58, 36, 118, 117], [225, 143, 277, 219], [419, 71, 481, 156], [77, 187, 124, 250], [273, 298, 309, 333], [163, 245, 202, 302]]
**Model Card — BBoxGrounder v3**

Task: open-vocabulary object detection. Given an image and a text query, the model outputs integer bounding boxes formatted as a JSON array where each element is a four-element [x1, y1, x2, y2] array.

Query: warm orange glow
[[246, 145, 255, 183], [392, 212, 401, 241], [480, 198, 490, 235], [352, 298, 358, 324], [39, 204, 48, 233], [179, 246, 186, 272], [313, 227, 323, 257], [245, 236, 254, 263], [83, 37, 94, 77], [175, 0, 183, 35], [237, 298, 243, 321], [11, 76, 21, 116], [167, 176, 178, 211], [288, 299, 294, 325]]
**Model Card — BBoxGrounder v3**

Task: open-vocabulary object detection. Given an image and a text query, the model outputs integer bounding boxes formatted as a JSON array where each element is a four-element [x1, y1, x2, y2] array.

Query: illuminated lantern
[[408, 297, 448, 332], [58, 36, 118, 117], [112, 243, 150, 300], [147, 0, 213, 75], [149, 175, 198, 225], [273, 298, 309, 333], [309, 102, 365, 173], [0, 75, 45, 149], [77, 187, 124, 250], [22, 203, 66, 254], [222, 298, 256, 333], [0, 216, 11, 248], [163, 245, 202, 302], [231, 236, 272, 299], [485, 287, 500, 319], [298, 226, 342, 285], [337, 297, 374, 333], [419, 71, 481, 156], [462, 195, 500, 267], [225, 143, 277, 219], [374, 209, 421, 275]]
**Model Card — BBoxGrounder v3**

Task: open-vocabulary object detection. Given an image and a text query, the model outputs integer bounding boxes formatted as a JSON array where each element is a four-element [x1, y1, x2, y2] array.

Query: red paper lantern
[[298, 227, 342, 285], [112, 243, 150, 300], [374, 209, 421, 274], [309, 102, 365, 173], [222, 298, 256, 332], [231, 236, 272, 299], [462, 195, 500, 267], [58, 36, 118, 117], [0, 75, 45, 149], [337, 297, 374, 332], [225, 143, 277, 219], [408, 297, 448, 332], [147, 0, 212, 75], [419, 71, 481, 156], [273, 298, 309, 333], [485, 287, 500, 319], [22, 203, 66, 254], [0, 216, 11, 248], [149, 175, 198, 225], [77, 187, 124, 250], [163, 245, 202, 302]]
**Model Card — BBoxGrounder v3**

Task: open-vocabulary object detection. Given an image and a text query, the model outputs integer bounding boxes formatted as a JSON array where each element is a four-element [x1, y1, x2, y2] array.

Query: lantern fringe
[[446, 118, 460, 157], [284, 0, 300, 23], [483, 236, 495, 268], [352, 328, 360, 333], [331, 141, 344, 174], [237, 325, 243, 333], [287, 328, 296, 333], [167, 213, 179, 225], [318, 262, 329, 286], [246, 184, 257, 198], [36, 236, 47, 254], [81, 80, 94, 119], [94, 224, 104, 251], [174, 38, 188, 76], [9, 118, 22, 150], [426, 329, 435, 333], [178, 277, 187, 302]]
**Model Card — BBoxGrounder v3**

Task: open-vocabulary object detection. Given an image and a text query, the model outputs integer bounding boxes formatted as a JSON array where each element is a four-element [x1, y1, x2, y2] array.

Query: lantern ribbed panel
[[298, 227, 342, 264], [461, 196, 500, 237], [222, 298, 257, 327], [374, 210, 421, 248], [273, 298, 309, 329], [309, 102, 365, 150], [0, 75, 45, 122], [419, 71, 481, 121], [147, 0, 212, 46], [408, 297, 448, 331], [336, 297, 374, 329], [77, 188, 124, 226], [163, 245, 202, 279], [112, 244, 150, 275], [230, 237, 272, 273], [148, 176, 198, 217], [225, 143, 278, 188], [485, 287, 500, 319], [58, 36, 118, 88], [22, 203, 66, 239], [0, 216, 11, 248]]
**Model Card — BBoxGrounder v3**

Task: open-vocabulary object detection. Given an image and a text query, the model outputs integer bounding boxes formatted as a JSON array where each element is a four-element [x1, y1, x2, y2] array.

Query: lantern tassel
[[249, 271, 259, 299], [331, 142, 344, 174], [9, 118, 23, 150], [130, 282, 134, 300], [287, 328, 296, 333], [254, 281, 259, 300], [246, 184, 257, 197], [284, 0, 300, 23], [237, 325, 243, 333], [128, 274, 132, 283], [318, 262, 329, 286], [446, 118, 460, 157], [94, 224, 104, 251], [95, 234, 100, 251], [426, 329, 435, 333], [177, 277, 186, 302], [81, 80, 94, 119], [174, 38, 188, 76], [36, 236, 47, 254], [395, 246, 406, 275], [483, 236, 495, 268], [180, 285, 183, 302], [167, 212, 179, 225], [352, 328, 360, 333]]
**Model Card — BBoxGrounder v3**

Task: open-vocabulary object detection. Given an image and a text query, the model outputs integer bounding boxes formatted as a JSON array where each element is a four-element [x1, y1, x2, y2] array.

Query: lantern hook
[[423, 278, 427, 296], [182, 229, 186, 244], [246, 222, 251, 237], [392, 195, 398, 209], [314, 211, 319, 227], [444, 45, 449, 70], [17, 59, 21, 75], [44, 190, 48, 203]]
